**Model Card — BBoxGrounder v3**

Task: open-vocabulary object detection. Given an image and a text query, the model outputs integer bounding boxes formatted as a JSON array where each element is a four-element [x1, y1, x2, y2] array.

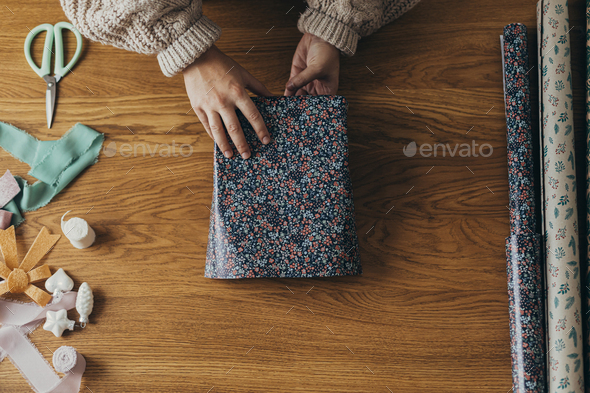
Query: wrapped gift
[[205, 95, 361, 279]]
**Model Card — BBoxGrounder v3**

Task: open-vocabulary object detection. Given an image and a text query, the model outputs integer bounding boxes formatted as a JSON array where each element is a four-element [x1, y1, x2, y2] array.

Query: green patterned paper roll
[[585, 0, 590, 391], [538, 0, 585, 391]]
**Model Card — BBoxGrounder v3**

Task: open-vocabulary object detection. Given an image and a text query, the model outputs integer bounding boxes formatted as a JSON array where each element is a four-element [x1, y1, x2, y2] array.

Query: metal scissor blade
[[43, 75, 57, 129]]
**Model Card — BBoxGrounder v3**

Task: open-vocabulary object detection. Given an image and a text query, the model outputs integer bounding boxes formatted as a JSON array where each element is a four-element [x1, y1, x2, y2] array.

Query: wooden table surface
[[1, 0, 588, 391]]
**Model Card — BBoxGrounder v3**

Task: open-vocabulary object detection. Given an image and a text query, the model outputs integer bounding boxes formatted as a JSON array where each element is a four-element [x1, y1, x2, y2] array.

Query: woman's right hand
[[183, 45, 272, 159]]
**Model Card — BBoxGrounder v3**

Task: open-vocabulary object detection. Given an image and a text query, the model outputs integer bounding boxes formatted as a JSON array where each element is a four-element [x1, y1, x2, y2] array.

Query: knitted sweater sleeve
[[298, 0, 420, 55], [59, 0, 222, 77]]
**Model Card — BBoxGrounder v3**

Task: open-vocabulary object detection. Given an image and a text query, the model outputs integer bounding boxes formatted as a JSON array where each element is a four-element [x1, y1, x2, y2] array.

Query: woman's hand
[[284, 33, 340, 96], [183, 45, 272, 159]]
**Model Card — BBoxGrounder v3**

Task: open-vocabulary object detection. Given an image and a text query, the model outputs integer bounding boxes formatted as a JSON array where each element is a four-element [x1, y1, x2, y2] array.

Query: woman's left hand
[[284, 33, 340, 96]]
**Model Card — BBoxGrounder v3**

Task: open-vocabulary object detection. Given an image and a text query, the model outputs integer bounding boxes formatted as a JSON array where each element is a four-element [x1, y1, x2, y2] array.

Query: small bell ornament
[[75, 282, 93, 328]]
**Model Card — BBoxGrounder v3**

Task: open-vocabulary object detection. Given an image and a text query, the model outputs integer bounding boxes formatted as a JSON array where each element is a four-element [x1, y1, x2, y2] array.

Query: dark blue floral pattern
[[205, 95, 361, 279], [503, 23, 546, 393]]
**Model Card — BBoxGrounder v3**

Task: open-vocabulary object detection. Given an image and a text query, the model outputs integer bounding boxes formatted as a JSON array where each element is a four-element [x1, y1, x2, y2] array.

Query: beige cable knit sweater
[[59, 0, 420, 77]]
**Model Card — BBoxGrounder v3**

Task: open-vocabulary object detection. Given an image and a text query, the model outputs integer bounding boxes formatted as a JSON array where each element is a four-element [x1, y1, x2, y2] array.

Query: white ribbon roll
[[61, 211, 95, 249]]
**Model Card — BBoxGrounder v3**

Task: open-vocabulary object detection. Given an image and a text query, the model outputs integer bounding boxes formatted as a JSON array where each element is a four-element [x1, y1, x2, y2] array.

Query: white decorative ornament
[[61, 210, 96, 249], [45, 268, 74, 295], [43, 309, 75, 337], [76, 282, 93, 327]]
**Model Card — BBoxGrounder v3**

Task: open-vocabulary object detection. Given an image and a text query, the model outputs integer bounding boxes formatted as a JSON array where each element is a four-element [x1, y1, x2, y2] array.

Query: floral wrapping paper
[[538, 1, 585, 391], [502, 23, 546, 393], [506, 234, 545, 392], [586, 0, 590, 390], [205, 95, 361, 279]]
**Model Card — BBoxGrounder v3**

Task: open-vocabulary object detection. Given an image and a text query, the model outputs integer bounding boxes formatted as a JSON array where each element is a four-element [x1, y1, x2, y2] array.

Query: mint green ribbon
[[0, 122, 104, 226]]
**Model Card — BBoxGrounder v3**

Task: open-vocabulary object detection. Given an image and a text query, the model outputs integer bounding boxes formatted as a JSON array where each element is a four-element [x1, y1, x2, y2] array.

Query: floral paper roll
[[585, 0, 590, 390], [502, 23, 546, 393], [503, 24, 537, 235], [538, 1, 585, 391]]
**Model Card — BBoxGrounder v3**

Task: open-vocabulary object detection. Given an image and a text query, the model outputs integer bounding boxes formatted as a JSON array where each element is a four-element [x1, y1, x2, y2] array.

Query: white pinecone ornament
[[76, 282, 94, 327]]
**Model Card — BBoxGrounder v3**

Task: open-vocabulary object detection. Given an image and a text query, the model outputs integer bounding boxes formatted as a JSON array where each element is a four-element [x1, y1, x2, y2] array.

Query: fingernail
[[224, 150, 232, 158], [287, 81, 294, 90], [241, 152, 250, 159], [262, 136, 270, 144]]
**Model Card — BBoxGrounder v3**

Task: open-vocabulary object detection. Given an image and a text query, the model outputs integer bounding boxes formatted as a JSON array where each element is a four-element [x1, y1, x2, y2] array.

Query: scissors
[[24, 22, 83, 128]]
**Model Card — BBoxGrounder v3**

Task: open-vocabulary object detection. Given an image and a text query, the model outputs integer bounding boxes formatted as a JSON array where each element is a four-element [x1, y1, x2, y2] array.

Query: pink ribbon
[[0, 292, 86, 393]]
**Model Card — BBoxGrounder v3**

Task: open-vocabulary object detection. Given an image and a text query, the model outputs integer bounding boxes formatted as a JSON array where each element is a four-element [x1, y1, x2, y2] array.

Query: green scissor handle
[[53, 22, 83, 78], [24, 22, 83, 79], [24, 23, 54, 78]]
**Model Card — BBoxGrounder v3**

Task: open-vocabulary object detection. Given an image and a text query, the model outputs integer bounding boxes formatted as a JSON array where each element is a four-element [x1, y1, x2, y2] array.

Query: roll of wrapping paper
[[502, 23, 546, 393], [586, 0, 590, 390], [538, 1, 585, 391]]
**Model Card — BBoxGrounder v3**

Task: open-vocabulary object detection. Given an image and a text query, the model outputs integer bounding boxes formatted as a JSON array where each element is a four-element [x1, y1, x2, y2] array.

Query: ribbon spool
[[61, 211, 95, 249], [53, 346, 77, 373]]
